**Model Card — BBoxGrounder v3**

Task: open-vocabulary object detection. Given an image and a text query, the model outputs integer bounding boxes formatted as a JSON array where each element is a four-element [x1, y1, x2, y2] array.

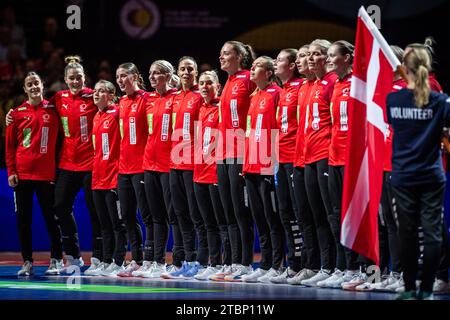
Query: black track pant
[[328, 165, 359, 271], [144, 171, 184, 265], [14, 180, 63, 262], [245, 174, 284, 270], [381, 171, 401, 273], [92, 189, 127, 265], [118, 173, 153, 264], [54, 169, 102, 259], [217, 160, 253, 266], [293, 166, 320, 270], [392, 183, 444, 292], [305, 159, 335, 271], [170, 169, 208, 265], [276, 163, 302, 272], [194, 182, 228, 266]]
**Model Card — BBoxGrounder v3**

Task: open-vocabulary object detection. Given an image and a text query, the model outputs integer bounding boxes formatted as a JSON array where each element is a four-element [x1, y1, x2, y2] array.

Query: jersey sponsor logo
[[267, 88, 276, 92], [321, 80, 328, 85], [208, 113, 215, 122], [61, 117, 70, 137], [203, 127, 212, 155], [314, 90, 320, 99], [230, 99, 239, 127], [187, 98, 194, 109], [81, 93, 93, 98], [342, 87, 350, 97], [161, 113, 170, 141], [311, 102, 320, 130], [131, 104, 138, 112], [183, 113, 191, 140], [62, 93, 69, 97], [102, 132, 110, 160], [286, 92, 292, 102], [281, 106, 288, 133], [147, 114, 154, 135], [62, 104, 69, 110], [103, 120, 110, 129], [42, 114, 50, 123], [17, 107, 27, 111], [106, 109, 116, 114], [236, 74, 247, 79], [255, 114, 263, 142], [129, 117, 137, 144], [22, 128, 31, 148], [290, 82, 300, 86], [40, 127, 49, 153], [165, 100, 172, 108], [80, 116, 89, 142], [339, 101, 348, 131]]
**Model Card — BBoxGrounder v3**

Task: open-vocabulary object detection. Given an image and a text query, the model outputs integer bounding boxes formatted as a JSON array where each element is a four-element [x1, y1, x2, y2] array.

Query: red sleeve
[[5, 111, 18, 177]]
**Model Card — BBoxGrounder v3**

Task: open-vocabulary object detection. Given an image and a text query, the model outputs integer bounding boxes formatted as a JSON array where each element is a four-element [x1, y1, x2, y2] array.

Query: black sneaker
[[395, 290, 417, 300]]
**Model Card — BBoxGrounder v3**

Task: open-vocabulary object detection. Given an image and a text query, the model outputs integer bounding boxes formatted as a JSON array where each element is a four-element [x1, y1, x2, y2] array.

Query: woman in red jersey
[[87, 80, 127, 277], [193, 70, 232, 280], [299, 39, 338, 287], [210, 41, 257, 281], [6, 72, 63, 276], [6, 56, 103, 273], [288, 45, 321, 285], [314, 40, 362, 289], [115, 62, 153, 277], [239, 56, 284, 283], [164, 56, 208, 279], [141, 60, 183, 278], [270, 48, 303, 282]]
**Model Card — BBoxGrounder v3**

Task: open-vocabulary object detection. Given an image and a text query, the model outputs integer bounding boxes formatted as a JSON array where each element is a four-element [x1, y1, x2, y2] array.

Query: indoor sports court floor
[[1, 252, 449, 300]]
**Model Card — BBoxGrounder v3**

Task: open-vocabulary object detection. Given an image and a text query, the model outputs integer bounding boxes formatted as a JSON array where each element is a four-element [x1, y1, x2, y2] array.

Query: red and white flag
[[341, 6, 400, 265]]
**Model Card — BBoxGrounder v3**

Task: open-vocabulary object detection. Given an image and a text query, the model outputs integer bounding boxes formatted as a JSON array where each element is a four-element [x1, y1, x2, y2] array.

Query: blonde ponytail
[[414, 65, 430, 108]]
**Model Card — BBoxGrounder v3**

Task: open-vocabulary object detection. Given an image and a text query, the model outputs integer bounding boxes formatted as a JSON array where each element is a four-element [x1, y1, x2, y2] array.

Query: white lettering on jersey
[[230, 99, 239, 127], [40, 127, 49, 153], [203, 127, 212, 155], [340, 101, 348, 131], [183, 113, 190, 140], [102, 133, 110, 160], [161, 113, 170, 141], [255, 114, 263, 142], [129, 117, 137, 145], [281, 106, 288, 133], [80, 116, 88, 142], [311, 103, 320, 130]]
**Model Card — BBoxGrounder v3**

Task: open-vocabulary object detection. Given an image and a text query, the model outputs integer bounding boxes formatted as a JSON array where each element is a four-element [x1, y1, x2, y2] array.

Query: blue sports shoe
[[181, 262, 204, 279], [161, 261, 190, 279]]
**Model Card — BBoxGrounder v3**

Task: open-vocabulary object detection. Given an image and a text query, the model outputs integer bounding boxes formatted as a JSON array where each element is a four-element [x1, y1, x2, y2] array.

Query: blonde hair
[[95, 79, 117, 103], [310, 39, 332, 55], [199, 70, 220, 84], [64, 55, 84, 77], [404, 47, 431, 108]]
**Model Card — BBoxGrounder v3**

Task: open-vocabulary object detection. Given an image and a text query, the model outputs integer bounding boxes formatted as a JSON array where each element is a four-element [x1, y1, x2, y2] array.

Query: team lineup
[[4, 37, 450, 300]]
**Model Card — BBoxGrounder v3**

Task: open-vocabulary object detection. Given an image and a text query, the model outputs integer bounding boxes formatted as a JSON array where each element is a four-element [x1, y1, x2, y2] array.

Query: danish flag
[[341, 6, 401, 264]]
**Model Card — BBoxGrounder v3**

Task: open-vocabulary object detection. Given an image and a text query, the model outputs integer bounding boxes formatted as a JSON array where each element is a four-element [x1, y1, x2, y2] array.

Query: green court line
[[0, 280, 222, 294]]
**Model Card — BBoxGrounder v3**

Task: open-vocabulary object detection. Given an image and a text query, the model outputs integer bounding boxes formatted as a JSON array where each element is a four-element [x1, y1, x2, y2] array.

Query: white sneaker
[[89, 262, 110, 276], [45, 258, 64, 275], [386, 274, 404, 292], [224, 264, 253, 282], [371, 272, 401, 291], [287, 268, 317, 285], [60, 255, 84, 274], [258, 268, 281, 283], [317, 269, 344, 287], [101, 262, 124, 277], [209, 264, 233, 281], [241, 268, 268, 283], [160, 264, 180, 278], [194, 266, 221, 281], [17, 261, 34, 276], [117, 260, 140, 277], [270, 267, 297, 284], [301, 269, 331, 287], [342, 271, 368, 290], [141, 262, 164, 278], [433, 279, 450, 294], [132, 260, 152, 277], [84, 257, 101, 275]]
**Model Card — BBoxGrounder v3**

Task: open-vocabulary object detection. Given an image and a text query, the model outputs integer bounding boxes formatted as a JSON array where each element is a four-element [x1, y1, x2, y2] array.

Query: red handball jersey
[[92, 104, 120, 190], [170, 85, 203, 171], [49, 88, 96, 171], [293, 79, 314, 168], [194, 99, 220, 184], [143, 89, 176, 173], [429, 73, 443, 93], [218, 70, 257, 160], [304, 72, 338, 164], [119, 90, 149, 174], [329, 73, 352, 166], [243, 84, 281, 175], [6, 100, 60, 181], [277, 78, 302, 163]]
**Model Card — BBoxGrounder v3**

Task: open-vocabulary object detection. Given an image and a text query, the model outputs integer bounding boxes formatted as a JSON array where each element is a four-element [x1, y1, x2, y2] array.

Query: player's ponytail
[[64, 55, 84, 77], [404, 47, 431, 108]]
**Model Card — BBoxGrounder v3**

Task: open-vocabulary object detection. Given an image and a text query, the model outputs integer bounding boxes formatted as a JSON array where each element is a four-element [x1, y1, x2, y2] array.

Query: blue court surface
[[1, 264, 449, 301]]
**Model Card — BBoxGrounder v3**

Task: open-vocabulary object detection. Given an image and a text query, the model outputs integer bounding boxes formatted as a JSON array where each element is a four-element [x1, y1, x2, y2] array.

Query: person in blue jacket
[[387, 45, 450, 300]]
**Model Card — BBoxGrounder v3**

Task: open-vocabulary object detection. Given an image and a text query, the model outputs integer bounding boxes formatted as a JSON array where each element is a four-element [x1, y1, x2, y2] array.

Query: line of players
[[5, 39, 450, 294]]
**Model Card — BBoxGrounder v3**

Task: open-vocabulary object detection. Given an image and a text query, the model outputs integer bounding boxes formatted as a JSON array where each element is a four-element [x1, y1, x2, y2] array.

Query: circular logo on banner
[[120, 0, 161, 39]]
